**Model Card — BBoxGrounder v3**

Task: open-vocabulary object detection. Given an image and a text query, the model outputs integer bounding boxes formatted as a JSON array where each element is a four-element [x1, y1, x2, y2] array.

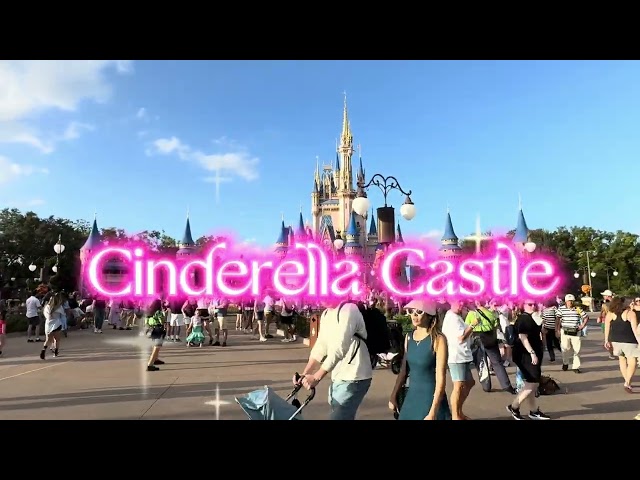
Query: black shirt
[[68, 298, 79, 309], [514, 312, 543, 357]]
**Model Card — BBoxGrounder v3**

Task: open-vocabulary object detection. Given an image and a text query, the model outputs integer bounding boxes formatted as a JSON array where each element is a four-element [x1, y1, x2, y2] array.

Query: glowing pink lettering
[[459, 260, 485, 296], [378, 241, 559, 299], [521, 260, 560, 297], [85, 237, 561, 302], [381, 248, 424, 296], [88, 247, 132, 297]]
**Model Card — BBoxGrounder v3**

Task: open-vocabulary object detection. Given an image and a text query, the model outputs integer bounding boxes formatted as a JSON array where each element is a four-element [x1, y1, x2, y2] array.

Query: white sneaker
[[259, 336, 267, 342]]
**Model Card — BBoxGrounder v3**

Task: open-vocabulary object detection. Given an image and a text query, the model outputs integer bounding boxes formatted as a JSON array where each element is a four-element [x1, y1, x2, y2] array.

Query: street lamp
[[577, 250, 597, 312], [333, 231, 344, 250], [53, 235, 65, 255], [524, 242, 537, 253], [602, 266, 618, 290], [52, 234, 65, 277], [10, 277, 15, 282], [28, 263, 36, 272], [352, 174, 416, 244]]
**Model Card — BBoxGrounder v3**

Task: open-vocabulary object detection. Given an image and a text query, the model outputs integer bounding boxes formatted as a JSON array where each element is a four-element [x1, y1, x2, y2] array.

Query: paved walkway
[[0, 321, 637, 420]]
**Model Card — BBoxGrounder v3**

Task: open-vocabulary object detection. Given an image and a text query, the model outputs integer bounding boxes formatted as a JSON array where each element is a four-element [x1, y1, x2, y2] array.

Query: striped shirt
[[556, 306, 587, 330], [542, 307, 558, 330]]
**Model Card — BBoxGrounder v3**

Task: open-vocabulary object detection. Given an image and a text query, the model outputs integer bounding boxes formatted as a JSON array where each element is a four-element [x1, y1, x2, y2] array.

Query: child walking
[[186, 310, 206, 347]]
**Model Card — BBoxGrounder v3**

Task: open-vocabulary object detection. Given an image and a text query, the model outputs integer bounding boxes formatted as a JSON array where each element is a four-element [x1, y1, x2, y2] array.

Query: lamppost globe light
[[613, 271, 619, 276], [352, 196, 371, 217], [52, 265, 58, 273], [333, 238, 344, 250], [591, 271, 596, 277], [524, 241, 537, 253], [574, 272, 580, 278], [28, 263, 36, 272], [370, 269, 375, 276], [54, 243, 65, 254], [400, 195, 417, 221], [10, 277, 15, 282]]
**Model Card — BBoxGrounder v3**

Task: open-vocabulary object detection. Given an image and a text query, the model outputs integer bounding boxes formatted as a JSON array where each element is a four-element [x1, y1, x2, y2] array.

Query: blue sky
[[1, 60, 638, 246]]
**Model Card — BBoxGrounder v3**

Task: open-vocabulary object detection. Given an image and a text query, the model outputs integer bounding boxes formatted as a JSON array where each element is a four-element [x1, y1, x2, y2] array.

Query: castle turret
[[275, 218, 289, 258], [176, 213, 197, 258], [440, 210, 462, 257], [344, 211, 363, 256], [396, 223, 404, 244], [513, 207, 530, 245], [79, 214, 102, 295], [297, 210, 307, 242]]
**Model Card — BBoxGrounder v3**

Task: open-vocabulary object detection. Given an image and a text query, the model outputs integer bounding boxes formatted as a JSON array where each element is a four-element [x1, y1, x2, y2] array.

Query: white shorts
[[170, 313, 184, 326]]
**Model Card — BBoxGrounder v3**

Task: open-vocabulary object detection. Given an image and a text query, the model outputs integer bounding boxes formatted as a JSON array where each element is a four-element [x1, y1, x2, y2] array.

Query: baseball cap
[[404, 299, 437, 316], [565, 294, 576, 302], [601, 290, 614, 297]]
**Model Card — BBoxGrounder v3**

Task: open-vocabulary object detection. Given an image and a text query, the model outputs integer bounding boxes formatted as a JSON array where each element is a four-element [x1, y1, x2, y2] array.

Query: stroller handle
[[291, 372, 316, 401]]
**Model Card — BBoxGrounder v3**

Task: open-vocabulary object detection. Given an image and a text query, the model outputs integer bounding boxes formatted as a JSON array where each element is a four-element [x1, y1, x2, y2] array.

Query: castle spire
[[341, 91, 353, 147], [177, 211, 197, 258]]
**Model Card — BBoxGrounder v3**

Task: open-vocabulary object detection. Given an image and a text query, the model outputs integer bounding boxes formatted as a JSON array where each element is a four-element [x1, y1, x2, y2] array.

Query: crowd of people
[[296, 289, 640, 420], [2, 284, 640, 420]]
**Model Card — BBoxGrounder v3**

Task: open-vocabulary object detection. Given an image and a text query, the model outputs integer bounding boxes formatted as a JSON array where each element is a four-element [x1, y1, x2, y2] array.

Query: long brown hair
[[609, 297, 626, 316]]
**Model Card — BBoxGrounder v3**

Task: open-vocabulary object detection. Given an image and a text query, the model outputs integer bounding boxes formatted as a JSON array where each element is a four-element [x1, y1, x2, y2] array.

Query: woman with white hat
[[389, 299, 451, 420]]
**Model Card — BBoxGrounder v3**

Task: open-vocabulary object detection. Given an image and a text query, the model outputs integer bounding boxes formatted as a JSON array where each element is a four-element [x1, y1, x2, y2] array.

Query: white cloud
[[147, 135, 260, 182], [420, 229, 443, 240], [0, 155, 49, 184], [0, 60, 131, 153], [61, 121, 95, 140]]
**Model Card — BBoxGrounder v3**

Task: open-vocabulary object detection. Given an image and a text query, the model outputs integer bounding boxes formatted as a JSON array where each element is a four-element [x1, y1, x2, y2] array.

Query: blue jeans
[[328, 378, 372, 420]]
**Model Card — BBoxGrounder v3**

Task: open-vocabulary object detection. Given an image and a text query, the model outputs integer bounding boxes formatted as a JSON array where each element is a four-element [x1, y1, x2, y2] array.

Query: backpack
[[336, 301, 391, 367], [538, 375, 561, 395]]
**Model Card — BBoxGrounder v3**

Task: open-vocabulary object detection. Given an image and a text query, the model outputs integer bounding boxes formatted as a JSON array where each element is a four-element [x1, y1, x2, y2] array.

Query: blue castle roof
[[81, 217, 101, 251], [396, 223, 404, 243], [440, 212, 461, 251], [368, 209, 377, 236], [177, 216, 197, 256], [513, 208, 530, 243], [275, 220, 288, 255], [297, 212, 306, 239], [345, 211, 362, 250]]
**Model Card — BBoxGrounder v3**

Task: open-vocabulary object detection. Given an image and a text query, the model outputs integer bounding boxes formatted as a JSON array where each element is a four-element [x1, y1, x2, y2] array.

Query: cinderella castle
[[77, 96, 535, 295]]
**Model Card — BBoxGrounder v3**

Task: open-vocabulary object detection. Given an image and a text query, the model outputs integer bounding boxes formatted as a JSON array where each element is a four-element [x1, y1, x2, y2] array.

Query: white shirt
[[263, 295, 274, 312], [441, 310, 473, 364], [310, 303, 372, 382], [43, 304, 64, 334], [26, 296, 40, 318]]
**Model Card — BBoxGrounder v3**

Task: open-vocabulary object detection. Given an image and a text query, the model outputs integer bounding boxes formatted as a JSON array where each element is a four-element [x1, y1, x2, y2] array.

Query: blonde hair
[[47, 292, 65, 312]]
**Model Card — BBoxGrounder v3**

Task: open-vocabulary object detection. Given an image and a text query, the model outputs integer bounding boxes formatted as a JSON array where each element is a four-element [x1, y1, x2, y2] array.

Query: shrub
[[6, 313, 29, 333]]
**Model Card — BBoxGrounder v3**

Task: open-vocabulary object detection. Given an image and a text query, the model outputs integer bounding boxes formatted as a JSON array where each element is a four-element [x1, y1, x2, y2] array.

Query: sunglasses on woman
[[406, 309, 424, 315]]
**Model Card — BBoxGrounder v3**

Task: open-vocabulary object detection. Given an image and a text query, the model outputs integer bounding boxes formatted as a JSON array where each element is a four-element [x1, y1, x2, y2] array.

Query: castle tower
[[440, 210, 462, 257], [275, 218, 289, 258], [79, 214, 102, 296], [513, 206, 530, 247], [344, 211, 363, 256], [296, 210, 307, 242], [176, 212, 197, 258]]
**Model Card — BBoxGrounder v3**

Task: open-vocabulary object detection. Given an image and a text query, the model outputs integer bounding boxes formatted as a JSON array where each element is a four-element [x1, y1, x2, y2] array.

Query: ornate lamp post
[[351, 174, 416, 245], [52, 235, 65, 274], [603, 266, 618, 290]]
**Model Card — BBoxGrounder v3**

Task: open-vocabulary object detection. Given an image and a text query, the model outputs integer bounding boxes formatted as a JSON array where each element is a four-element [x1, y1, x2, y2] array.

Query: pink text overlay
[[84, 239, 562, 301]]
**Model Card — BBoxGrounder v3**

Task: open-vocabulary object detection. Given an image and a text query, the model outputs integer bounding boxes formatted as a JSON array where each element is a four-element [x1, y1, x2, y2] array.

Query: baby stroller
[[376, 321, 405, 374], [235, 373, 316, 420]]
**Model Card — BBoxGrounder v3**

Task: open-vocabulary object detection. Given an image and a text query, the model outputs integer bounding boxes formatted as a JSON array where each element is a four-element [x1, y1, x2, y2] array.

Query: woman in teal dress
[[389, 299, 452, 420]]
